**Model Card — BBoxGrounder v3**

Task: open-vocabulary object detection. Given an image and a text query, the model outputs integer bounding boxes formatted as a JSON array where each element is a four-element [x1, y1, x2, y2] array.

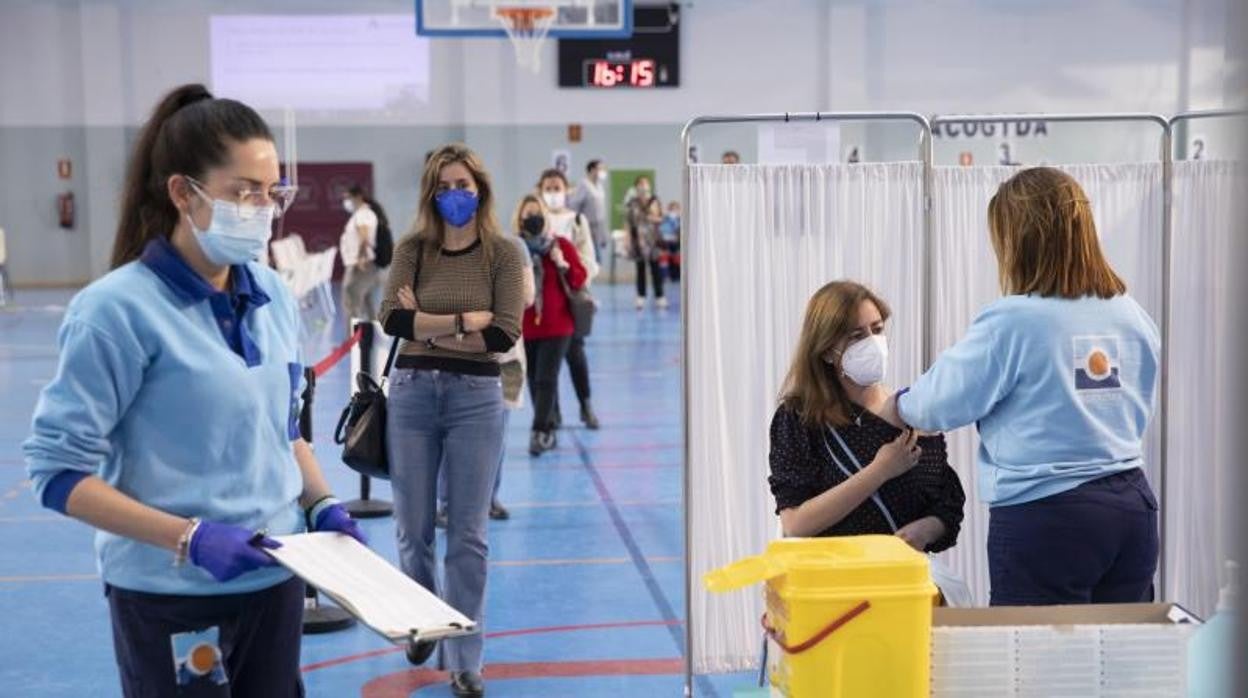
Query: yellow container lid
[[705, 535, 930, 594]]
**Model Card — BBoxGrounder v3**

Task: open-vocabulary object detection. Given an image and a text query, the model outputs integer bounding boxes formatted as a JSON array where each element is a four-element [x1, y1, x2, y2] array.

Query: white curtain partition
[[929, 163, 1165, 607], [687, 162, 925, 673], [1166, 159, 1244, 617]]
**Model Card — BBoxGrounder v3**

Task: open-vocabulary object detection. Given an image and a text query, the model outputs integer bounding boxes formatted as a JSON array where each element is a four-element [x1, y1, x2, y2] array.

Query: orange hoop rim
[[493, 6, 557, 32]]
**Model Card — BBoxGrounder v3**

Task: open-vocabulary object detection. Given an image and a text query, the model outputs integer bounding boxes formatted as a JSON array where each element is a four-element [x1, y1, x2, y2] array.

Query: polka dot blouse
[[768, 402, 966, 552]]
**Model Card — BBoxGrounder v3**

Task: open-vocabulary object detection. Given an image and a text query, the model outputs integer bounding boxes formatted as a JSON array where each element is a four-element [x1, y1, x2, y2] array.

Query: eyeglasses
[[186, 176, 299, 220]]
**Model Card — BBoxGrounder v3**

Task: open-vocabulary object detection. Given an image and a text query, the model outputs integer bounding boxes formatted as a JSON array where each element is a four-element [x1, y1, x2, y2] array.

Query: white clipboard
[[267, 532, 477, 645]]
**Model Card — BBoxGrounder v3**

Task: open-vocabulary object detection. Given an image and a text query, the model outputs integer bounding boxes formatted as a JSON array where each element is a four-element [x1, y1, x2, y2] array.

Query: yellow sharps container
[[704, 535, 937, 698]]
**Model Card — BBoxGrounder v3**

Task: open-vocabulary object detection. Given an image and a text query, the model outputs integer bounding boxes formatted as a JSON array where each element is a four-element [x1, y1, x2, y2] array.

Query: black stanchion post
[[298, 366, 355, 635], [344, 320, 393, 519]]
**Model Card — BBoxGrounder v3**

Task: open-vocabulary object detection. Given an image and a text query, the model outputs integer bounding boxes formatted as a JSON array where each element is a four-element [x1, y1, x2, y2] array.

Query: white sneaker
[[656, 297, 669, 310], [635, 296, 646, 310]]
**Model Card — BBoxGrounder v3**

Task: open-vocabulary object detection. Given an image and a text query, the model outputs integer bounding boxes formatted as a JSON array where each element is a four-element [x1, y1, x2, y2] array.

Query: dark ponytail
[[111, 84, 274, 269]]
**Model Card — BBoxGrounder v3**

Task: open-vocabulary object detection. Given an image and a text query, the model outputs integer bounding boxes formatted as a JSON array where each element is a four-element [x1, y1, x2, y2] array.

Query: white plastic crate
[[931, 623, 1194, 697]]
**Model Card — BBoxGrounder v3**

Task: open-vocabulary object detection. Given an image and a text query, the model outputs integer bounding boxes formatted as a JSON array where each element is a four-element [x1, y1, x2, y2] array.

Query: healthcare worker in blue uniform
[[23, 84, 364, 698], [886, 167, 1161, 606]]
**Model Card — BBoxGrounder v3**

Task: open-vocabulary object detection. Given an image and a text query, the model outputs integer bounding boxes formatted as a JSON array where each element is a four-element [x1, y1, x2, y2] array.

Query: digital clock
[[587, 59, 657, 88], [558, 3, 679, 88]]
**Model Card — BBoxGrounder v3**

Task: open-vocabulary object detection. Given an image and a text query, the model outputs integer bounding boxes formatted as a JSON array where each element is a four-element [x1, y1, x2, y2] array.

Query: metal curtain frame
[[933, 110, 1173, 601], [1168, 109, 1248, 152], [678, 111, 933, 697]]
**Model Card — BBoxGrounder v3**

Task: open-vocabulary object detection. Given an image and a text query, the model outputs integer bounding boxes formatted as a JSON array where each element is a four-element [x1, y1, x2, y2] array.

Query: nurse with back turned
[[886, 167, 1161, 606]]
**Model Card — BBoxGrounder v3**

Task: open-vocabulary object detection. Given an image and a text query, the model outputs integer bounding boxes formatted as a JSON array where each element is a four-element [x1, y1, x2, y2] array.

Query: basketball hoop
[[493, 5, 557, 73]]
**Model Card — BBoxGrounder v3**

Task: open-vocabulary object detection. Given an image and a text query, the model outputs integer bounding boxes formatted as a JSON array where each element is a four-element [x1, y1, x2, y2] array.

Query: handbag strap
[[380, 335, 401, 379]]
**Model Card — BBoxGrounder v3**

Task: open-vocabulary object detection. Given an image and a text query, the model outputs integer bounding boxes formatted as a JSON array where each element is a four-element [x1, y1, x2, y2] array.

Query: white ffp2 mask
[[542, 191, 567, 210], [840, 334, 889, 387]]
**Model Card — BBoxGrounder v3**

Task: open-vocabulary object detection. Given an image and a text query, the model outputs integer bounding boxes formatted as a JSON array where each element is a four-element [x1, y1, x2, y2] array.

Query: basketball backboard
[[416, 0, 633, 38]]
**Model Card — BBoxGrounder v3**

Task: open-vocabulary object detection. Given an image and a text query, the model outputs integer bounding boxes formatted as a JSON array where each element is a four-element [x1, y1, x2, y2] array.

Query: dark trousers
[[988, 468, 1159, 606], [635, 258, 664, 299], [526, 335, 572, 432], [565, 334, 591, 403], [106, 576, 305, 698]]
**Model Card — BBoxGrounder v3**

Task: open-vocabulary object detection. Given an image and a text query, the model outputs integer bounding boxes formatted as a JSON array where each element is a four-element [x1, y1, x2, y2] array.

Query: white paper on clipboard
[[267, 532, 477, 644]]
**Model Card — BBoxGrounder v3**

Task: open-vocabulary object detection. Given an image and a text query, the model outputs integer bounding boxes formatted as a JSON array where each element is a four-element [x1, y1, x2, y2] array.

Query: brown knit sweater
[[379, 233, 526, 375]]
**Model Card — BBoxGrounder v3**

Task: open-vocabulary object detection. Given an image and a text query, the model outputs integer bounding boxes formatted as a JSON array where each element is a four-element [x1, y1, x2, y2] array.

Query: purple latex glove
[[314, 503, 368, 545], [189, 520, 281, 582]]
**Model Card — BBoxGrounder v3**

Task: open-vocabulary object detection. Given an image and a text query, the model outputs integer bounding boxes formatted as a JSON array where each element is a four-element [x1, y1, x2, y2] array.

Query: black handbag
[[333, 242, 421, 480], [333, 337, 400, 480], [557, 270, 597, 337]]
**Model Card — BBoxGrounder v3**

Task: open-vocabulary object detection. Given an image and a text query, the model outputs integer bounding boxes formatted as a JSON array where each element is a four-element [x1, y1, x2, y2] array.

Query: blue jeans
[[988, 468, 1159, 606], [439, 410, 508, 506], [386, 368, 504, 672]]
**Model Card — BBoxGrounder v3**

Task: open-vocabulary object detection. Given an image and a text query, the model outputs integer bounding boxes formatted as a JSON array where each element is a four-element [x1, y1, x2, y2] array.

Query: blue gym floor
[[0, 283, 753, 696]]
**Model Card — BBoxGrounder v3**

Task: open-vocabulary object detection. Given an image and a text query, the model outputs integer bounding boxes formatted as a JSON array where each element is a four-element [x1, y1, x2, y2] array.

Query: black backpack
[[373, 219, 394, 268], [366, 196, 394, 268]]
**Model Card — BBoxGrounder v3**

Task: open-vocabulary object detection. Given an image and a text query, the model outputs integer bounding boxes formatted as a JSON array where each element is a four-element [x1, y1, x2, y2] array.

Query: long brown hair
[[112, 84, 273, 269], [780, 281, 892, 428], [412, 143, 503, 266], [987, 167, 1126, 299]]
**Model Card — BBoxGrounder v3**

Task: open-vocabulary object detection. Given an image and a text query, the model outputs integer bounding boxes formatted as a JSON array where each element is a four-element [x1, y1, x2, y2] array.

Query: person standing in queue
[[885, 167, 1161, 606], [23, 83, 364, 698], [379, 143, 527, 697], [517, 193, 588, 455], [537, 168, 601, 430]]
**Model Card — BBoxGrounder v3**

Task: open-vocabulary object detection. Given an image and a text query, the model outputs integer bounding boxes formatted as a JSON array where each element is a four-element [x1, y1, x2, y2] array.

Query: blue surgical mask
[[436, 189, 479, 228], [187, 184, 274, 266]]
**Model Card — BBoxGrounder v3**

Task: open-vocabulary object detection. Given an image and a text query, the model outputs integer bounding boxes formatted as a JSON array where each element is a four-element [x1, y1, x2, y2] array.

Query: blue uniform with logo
[[24, 237, 307, 696], [898, 293, 1161, 605]]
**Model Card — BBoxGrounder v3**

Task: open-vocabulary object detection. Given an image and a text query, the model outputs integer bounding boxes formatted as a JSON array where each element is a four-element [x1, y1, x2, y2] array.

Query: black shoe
[[529, 431, 544, 456], [435, 508, 448, 529], [405, 639, 437, 666], [580, 402, 600, 430], [450, 671, 485, 697], [489, 501, 510, 520], [552, 405, 563, 429], [540, 430, 557, 452]]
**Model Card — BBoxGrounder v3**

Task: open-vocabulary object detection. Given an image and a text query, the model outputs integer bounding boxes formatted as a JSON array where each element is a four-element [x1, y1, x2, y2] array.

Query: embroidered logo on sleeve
[[1074, 336, 1122, 391], [171, 626, 228, 687]]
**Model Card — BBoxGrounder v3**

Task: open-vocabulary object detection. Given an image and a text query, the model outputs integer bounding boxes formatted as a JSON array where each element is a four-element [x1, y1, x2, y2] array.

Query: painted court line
[[569, 431, 685, 654], [301, 619, 682, 673], [360, 659, 684, 696]]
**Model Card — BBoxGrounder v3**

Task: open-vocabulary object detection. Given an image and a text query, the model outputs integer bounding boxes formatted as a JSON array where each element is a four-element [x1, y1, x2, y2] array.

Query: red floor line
[[301, 619, 682, 673], [361, 658, 684, 696]]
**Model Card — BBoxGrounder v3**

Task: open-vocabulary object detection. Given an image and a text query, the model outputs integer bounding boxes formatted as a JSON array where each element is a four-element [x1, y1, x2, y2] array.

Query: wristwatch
[[455, 313, 466, 341]]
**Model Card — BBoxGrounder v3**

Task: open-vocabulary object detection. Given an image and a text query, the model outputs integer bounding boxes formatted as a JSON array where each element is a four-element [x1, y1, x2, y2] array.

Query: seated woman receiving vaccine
[[768, 281, 965, 552]]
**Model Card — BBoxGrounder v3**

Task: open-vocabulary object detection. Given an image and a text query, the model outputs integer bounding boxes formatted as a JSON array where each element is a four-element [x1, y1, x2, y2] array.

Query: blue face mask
[[436, 189, 479, 228], [187, 185, 274, 266]]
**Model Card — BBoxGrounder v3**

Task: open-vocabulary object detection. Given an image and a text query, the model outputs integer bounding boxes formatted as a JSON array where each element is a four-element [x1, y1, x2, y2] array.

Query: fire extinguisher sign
[[57, 158, 72, 180]]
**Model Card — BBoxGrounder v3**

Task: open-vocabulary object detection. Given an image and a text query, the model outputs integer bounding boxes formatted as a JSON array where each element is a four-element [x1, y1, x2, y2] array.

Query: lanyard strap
[[820, 426, 900, 532]]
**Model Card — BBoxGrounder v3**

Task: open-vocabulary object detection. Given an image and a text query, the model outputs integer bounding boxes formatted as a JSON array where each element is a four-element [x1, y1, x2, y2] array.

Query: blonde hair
[[780, 281, 892, 428], [413, 143, 503, 265], [987, 167, 1126, 299], [512, 194, 546, 234]]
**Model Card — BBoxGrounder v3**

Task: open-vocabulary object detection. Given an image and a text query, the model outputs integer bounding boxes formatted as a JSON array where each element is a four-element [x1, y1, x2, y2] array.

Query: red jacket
[[523, 236, 587, 340]]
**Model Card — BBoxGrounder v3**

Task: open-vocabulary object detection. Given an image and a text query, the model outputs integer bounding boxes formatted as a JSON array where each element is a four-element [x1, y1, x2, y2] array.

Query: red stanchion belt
[[760, 600, 871, 654], [312, 328, 364, 378]]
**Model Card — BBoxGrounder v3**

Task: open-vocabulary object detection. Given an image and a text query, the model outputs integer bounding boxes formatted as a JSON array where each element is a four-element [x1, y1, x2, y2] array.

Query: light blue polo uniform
[[24, 237, 306, 595], [898, 293, 1160, 507]]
